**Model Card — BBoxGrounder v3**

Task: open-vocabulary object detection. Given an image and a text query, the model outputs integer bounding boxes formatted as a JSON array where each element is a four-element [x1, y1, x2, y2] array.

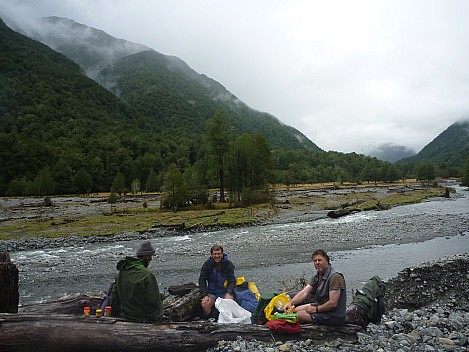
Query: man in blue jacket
[[198, 244, 236, 318]]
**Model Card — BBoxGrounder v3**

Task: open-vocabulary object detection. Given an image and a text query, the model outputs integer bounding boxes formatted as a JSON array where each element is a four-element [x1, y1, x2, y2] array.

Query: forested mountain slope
[[21, 17, 320, 151], [398, 120, 469, 166], [0, 18, 171, 194]]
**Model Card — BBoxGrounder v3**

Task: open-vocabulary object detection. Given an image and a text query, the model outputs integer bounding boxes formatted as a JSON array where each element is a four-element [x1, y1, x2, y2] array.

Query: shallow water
[[11, 185, 469, 305]]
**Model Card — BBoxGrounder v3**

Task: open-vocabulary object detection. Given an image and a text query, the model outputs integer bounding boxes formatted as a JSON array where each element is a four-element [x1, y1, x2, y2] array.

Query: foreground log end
[[0, 252, 19, 314]]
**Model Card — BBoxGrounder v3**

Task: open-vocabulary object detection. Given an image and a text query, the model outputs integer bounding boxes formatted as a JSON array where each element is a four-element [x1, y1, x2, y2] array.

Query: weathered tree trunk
[[18, 295, 102, 315], [0, 313, 363, 352], [0, 252, 19, 313], [165, 285, 203, 321]]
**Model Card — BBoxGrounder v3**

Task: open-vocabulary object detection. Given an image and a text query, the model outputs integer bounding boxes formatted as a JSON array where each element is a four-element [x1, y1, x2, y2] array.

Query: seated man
[[112, 240, 164, 321], [198, 244, 236, 318], [284, 249, 346, 326]]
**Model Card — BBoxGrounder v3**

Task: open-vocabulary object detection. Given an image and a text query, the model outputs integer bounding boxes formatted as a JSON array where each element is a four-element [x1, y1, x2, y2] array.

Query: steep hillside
[[98, 50, 318, 150], [398, 120, 469, 166], [20, 16, 151, 78], [21, 17, 320, 151], [0, 18, 164, 194]]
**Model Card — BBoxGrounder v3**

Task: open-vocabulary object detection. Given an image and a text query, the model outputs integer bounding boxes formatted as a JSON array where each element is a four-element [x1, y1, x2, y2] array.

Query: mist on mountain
[[364, 143, 416, 163], [8, 16, 151, 79]]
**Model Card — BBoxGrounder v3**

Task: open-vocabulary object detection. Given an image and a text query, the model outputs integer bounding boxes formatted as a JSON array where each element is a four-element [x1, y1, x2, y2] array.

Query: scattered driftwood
[[0, 313, 363, 352], [0, 215, 39, 222], [151, 223, 186, 230], [192, 211, 225, 219], [150, 211, 226, 231], [327, 208, 361, 218], [13, 197, 53, 208], [89, 198, 108, 203], [51, 218, 77, 226]]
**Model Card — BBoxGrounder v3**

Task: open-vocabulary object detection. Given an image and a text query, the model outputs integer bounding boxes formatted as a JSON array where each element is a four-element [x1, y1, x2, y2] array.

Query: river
[[10, 184, 469, 306]]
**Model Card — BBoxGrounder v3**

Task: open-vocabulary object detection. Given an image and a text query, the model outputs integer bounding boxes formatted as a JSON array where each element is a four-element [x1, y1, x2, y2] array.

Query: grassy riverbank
[[0, 181, 447, 240]]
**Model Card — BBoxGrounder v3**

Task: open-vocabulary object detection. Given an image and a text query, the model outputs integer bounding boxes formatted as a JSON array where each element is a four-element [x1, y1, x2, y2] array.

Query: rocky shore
[[207, 253, 469, 352]]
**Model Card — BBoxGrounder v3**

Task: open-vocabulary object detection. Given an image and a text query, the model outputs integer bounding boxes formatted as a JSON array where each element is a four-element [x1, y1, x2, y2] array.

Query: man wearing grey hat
[[112, 240, 164, 321]]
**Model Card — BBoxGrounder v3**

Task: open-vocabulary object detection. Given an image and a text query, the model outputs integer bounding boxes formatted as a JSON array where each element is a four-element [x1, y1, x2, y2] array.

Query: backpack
[[234, 283, 258, 314], [370, 292, 385, 324], [263, 292, 291, 321], [100, 281, 121, 317], [252, 292, 277, 324], [352, 276, 386, 324]]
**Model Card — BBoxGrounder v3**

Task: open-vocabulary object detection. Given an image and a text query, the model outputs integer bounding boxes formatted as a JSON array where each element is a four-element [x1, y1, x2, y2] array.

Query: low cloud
[[2, 0, 469, 154]]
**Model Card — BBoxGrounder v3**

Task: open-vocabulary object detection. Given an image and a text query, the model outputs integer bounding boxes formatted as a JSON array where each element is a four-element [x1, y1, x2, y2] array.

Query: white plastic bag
[[215, 297, 252, 324]]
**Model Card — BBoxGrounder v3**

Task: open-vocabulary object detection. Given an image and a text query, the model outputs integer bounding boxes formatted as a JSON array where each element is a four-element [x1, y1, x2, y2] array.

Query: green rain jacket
[[112, 256, 164, 321]]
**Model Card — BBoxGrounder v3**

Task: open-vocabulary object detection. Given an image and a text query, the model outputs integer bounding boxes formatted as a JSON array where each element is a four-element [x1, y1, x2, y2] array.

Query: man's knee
[[298, 310, 314, 323]]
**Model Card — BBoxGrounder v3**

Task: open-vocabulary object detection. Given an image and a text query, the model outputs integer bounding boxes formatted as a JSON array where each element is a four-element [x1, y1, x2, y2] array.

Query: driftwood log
[[326, 208, 361, 218], [0, 313, 363, 352], [5, 292, 368, 352], [17, 289, 204, 323]]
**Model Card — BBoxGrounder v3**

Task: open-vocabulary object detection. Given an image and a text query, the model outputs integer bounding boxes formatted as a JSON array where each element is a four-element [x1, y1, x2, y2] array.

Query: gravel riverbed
[[2, 184, 468, 351]]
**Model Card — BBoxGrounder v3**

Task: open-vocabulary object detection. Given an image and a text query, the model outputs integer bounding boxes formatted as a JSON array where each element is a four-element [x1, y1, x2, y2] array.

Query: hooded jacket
[[112, 256, 164, 321], [198, 253, 236, 298]]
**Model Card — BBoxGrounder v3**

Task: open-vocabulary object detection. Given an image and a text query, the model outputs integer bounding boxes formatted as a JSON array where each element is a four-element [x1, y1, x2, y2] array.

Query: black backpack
[[100, 281, 121, 317]]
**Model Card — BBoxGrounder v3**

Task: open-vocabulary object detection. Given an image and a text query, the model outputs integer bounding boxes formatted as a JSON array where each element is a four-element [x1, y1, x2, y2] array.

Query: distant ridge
[[397, 120, 469, 166]]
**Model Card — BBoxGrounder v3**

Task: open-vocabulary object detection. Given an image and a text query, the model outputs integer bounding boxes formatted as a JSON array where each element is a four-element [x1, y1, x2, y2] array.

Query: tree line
[[5, 110, 469, 208]]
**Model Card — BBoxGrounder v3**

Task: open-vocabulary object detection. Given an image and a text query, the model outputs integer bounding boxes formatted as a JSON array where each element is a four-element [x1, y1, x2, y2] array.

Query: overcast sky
[[2, 0, 469, 154]]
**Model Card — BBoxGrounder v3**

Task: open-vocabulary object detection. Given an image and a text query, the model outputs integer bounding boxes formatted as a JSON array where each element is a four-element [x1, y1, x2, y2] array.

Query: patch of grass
[[0, 182, 444, 241], [0, 206, 260, 240]]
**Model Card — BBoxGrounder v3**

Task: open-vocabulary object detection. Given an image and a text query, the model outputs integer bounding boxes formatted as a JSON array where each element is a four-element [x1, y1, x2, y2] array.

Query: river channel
[[10, 185, 469, 306]]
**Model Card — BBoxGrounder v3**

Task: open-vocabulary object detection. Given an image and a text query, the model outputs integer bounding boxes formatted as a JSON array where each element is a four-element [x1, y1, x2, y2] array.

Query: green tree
[[184, 165, 208, 205], [161, 163, 189, 209], [384, 165, 400, 183], [226, 133, 273, 204], [112, 172, 126, 196], [416, 163, 436, 184], [33, 166, 55, 196], [53, 158, 75, 194], [75, 168, 92, 194], [462, 155, 469, 186], [206, 111, 231, 202], [145, 169, 160, 192], [6, 177, 30, 196], [131, 179, 141, 194]]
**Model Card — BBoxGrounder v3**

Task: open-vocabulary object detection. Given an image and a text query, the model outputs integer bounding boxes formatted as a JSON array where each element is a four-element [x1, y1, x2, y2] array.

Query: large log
[[18, 290, 204, 322], [18, 294, 102, 315], [0, 252, 19, 313], [0, 313, 363, 352], [17, 290, 373, 327]]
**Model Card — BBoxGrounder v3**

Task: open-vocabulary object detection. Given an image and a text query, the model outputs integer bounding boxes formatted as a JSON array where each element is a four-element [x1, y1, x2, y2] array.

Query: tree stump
[[0, 252, 19, 313]]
